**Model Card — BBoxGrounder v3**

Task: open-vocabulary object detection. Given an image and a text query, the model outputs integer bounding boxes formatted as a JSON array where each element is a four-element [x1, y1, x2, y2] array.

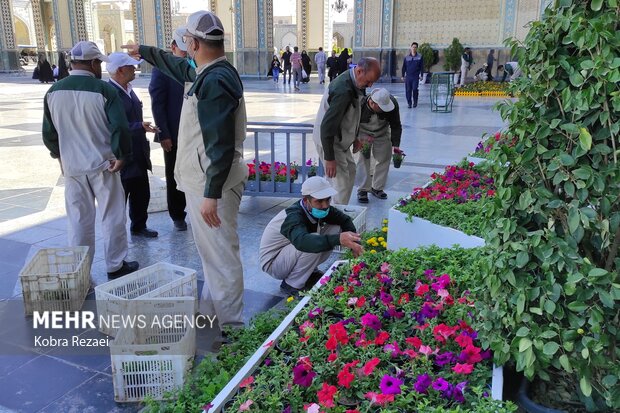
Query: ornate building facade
[[0, 0, 552, 76]]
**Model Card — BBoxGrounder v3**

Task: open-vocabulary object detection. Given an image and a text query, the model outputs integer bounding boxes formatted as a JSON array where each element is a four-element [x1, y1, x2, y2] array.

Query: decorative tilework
[[363, 0, 381, 48], [235, 0, 243, 49], [323, 0, 332, 50], [354, 0, 363, 47], [162, 0, 172, 47], [381, 0, 393, 47], [52, 0, 63, 49], [267, 0, 274, 50], [1, 0, 15, 49], [30, 0, 46, 50], [210, 0, 217, 13], [133, 0, 145, 44], [394, 0, 503, 48], [154, 0, 163, 47], [67, 0, 77, 43], [243, 0, 258, 48], [503, 0, 517, 41], [258, 0, 266, 49], [301, 0, 308, 49], [515, 0, 538, 41]]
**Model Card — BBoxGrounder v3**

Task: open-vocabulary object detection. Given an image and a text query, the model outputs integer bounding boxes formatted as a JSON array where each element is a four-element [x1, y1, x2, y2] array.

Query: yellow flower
[[287, 296, 295, 303], [381, 242, 387, 248], [382, 219, 388, 224], [382, 227, 388, 232], [577, 328, 584, 335], [370, 249, 377, 254], [378, 237, 385, 242]]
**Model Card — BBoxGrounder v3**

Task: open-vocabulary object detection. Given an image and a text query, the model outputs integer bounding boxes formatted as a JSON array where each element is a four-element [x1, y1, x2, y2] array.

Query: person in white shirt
[[314, 47, 327, 84]]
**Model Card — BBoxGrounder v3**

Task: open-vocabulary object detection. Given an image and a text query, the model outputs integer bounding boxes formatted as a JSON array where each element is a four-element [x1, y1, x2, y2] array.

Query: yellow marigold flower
[[382, 227, 388, 232], [382, 219, 388, 224], [287, 296, 294, 303], [378, 237, 385, 242], [370, 249, 377, 254], [381, 242, 387, 248]]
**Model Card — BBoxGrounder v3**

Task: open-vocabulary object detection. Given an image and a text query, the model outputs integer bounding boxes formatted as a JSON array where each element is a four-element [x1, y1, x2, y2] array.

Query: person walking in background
[[355, 88, 402, 204], [107, 52, 159, 239], [259, 176, 363, 296], [281, 46, 292, 85], [37, 55, 54, 83], [326, 50, 338, 82], [148, 27, 189, 232], [301, 50, 311, 83], [315, 47, 326, 84], [401, 42, 423, 108], [42, 41, 139, 280], [124, 10, 248, 334], [485, 49, 495, 80], [313, 57, 381, 205], [271, 55, 281, 83], [460, 47, 473, 87], [337, 48, 350, 75], [291, 46, 303, 90], [57, 52, 69, 80]]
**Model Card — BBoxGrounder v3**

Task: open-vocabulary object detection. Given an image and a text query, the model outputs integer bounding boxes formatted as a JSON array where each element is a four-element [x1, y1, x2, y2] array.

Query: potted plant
[[392, 148, 406, 168], [477, 0, 620, 411], [443, 38, 463, 85], [418, 43, 436, 84], [361, 137, 374, 159]]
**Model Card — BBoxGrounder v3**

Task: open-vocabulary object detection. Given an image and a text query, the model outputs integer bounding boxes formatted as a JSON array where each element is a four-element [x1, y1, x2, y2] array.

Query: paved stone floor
[[0, 66, 505, 412]]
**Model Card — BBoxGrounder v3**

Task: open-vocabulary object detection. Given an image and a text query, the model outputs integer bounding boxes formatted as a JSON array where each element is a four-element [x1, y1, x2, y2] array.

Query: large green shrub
[[418, 42, 437, 72], [478, 0, 619, 410], [443, 38, 464, 72]]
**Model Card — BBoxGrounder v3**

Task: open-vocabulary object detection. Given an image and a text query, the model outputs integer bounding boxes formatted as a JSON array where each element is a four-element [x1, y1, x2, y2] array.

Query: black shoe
[[304, 269, 325, 290], [107, 260, 139, 279], [357, 191, 369, 203], [173, 220, 187, 231], [371, 188, 388, 199], [280, 280, 302, 297], [413, 102, 418, 108], [131, 228, 158, 238], [408, 104, 412, 108]]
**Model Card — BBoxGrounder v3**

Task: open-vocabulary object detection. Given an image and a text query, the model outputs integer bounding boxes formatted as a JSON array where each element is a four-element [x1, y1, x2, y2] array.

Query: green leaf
[[559, 153, 575, 166], [516, 251, 529, 268], [516, 327, 530, 337], [582, 347, 590, 359], [544, 300, 557, 314], [568, 208, 580, 233], [543, 341, 560, 356], [599, 290, 614, 308], [590, 0, 603, 10], [519, 337, 532, 352], [517, 293, 526, 315], [540, 330, 557, 339], [602, 375, 618, 388], [559, 354, 572, 373], [580, 376, 592, 397], [588, 268, 608, 277], [567, 301, 588, 312], [578, 128, 592, 151]]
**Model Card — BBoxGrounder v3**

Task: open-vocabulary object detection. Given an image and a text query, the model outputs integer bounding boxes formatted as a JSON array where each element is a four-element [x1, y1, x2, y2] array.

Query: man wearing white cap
[[355, 88, 402, 203], [259, 176, 364, 295], [123, 11, 247, 331], [42, 41, 139, 280], [107, 52, 160, 238], [148, 27, 191, 232]]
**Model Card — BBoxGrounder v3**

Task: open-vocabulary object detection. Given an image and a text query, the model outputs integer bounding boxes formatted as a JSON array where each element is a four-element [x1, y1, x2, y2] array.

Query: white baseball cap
[[184, 11, 225, 41], [369, 88, 395, 112], [301, 176, 337, 199], [106, 52, 143, 73], [172, 27, 188, 51], [70, 41, 109, 62]]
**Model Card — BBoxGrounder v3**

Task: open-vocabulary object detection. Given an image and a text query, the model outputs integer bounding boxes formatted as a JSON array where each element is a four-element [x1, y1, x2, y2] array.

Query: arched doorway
[[332, 32, 344, 49], [13, 16, 31, 46]]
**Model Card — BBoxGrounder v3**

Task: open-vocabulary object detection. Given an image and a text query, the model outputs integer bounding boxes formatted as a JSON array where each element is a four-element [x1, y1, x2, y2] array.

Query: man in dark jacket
[[401, 42, 424, 108], [107, 52, 159, 238], [148, 27, 189, 231], [259, 176, 363, 295], [281, 46, 292, 84]]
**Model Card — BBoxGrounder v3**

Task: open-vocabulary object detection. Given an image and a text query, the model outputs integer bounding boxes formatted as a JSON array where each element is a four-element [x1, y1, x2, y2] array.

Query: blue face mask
[[186, 57, 197, 69], [311, 207, 329, 219]]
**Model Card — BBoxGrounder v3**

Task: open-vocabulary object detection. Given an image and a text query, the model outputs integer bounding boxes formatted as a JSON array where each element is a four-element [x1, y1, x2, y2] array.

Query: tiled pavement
[[0, 66, 506, 412]]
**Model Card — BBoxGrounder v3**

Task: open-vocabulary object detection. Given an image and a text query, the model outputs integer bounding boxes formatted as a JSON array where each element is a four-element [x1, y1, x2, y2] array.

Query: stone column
[[132, 0, 172, 73], [352, 0, 393, 80], [298, 0, 325, 51], [234, 0, 271, 78], [0, 0, 19, 71], [31, 0, 47, 53]]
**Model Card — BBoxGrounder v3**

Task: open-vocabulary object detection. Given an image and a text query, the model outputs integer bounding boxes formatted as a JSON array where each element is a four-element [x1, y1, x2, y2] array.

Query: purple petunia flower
[[308, 307, 322, 319], [361, 313, 382, 330], [435, 351, 455, 366], [292, 364, 316, 387], [432, 377, 451, 392], [413, 373, 432, 393], [380, 375, 404, 395], [452, 381, 468, 403], [282, 406, 292, 413]]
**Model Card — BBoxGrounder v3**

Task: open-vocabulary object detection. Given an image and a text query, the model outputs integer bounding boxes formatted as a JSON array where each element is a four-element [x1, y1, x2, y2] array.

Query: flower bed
[[208, 248, 516, 412], [388, 162, 494, 250], [454, 82, 512, 97], [248, 160, 300, 182], [469, 132, 516, 160]]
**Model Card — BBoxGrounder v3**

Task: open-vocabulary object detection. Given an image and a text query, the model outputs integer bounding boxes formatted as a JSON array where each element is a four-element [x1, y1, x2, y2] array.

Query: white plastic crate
[[20, 247, 91, 316], [331, 204, 367, 253], [95, 262, 197, 337], [148, 175, 168, 213], [110, 298, 196, 402]]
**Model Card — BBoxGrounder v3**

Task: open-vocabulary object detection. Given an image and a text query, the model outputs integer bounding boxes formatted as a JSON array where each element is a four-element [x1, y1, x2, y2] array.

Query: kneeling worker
[[259, 176, 364, 295]]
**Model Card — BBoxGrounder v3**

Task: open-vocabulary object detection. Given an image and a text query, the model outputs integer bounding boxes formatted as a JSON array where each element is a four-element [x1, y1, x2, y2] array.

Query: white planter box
[[466, 156, 488, 165], [387, 207, 485, 250]]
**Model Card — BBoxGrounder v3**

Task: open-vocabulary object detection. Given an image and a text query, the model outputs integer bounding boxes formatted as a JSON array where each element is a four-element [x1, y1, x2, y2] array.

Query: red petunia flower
[[317, 382, 338, 408], [361, 357, 381, 376], [453, 363, 475, 374]]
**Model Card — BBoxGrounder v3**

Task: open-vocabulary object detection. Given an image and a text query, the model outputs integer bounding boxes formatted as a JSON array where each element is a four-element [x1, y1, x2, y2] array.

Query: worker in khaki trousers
[[356, 88, 402, 203], [125, 11, 247, 334]]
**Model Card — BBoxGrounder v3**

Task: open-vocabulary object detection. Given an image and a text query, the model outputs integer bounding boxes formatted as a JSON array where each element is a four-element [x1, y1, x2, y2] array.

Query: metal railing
[[243, 121, 324, 197]]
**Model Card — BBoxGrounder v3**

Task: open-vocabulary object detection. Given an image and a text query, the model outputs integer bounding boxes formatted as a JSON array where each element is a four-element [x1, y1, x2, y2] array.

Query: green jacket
[[359, 95, 403, 147], [281, 201, 356, 253], [139, 46, 247, 198], [319, 69, 364, 160]]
